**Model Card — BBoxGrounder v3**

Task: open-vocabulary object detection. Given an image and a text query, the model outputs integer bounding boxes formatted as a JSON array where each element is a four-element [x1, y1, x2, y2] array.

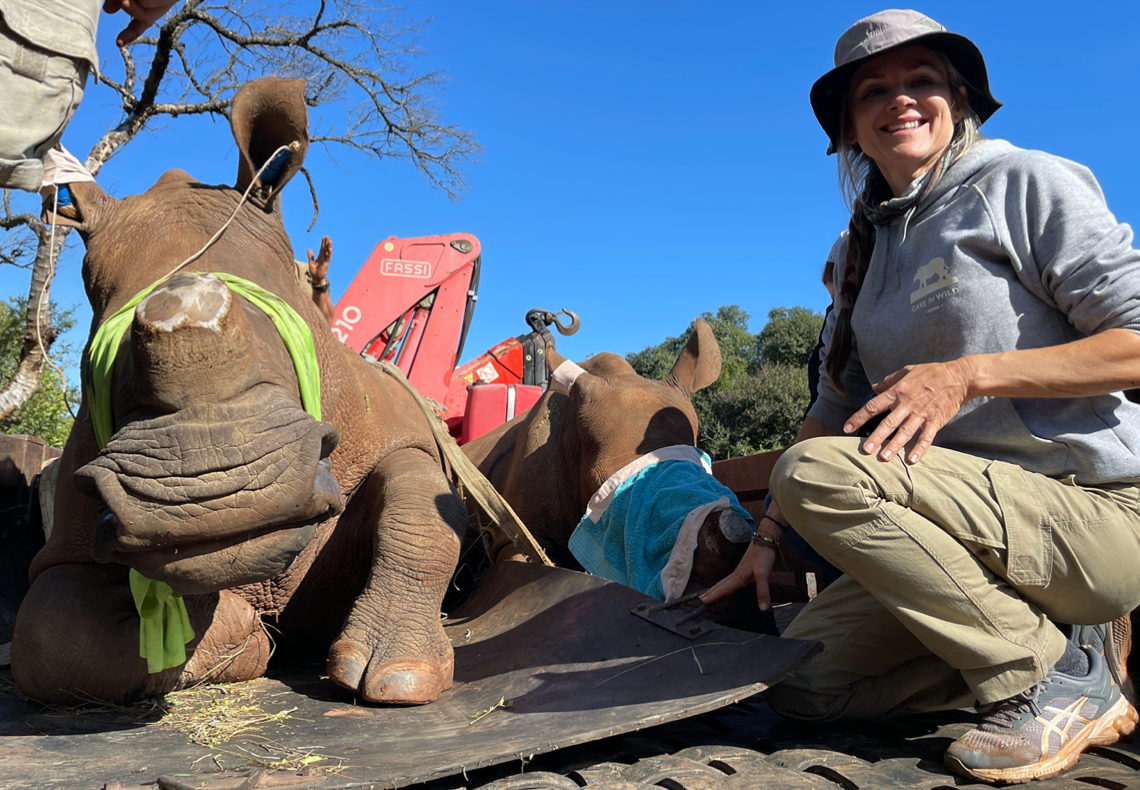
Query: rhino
[[11, 79, 467, 707], [461, 321, 764, 628]]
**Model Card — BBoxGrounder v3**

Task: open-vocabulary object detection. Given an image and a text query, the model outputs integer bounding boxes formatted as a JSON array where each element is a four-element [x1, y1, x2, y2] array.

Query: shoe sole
[[1108, 615, 1136, 707], [944, 696, 1140, 785]]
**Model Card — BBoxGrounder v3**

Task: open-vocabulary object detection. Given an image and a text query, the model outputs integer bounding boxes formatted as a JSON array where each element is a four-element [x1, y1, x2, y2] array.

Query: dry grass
[[159, 679, 344, 775], [2, 665, 342, 775], [223, 739, 345, 774], [160, 679, 295, 747]]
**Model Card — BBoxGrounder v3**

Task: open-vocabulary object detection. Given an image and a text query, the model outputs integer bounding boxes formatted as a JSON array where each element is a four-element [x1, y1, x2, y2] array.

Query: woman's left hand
[[308, 235, 333, 283], [844, 358, 973, 465]]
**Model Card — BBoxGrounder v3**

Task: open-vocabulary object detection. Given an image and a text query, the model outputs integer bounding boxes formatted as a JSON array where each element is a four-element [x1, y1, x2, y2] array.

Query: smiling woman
[[699, 8, 1140, 786]]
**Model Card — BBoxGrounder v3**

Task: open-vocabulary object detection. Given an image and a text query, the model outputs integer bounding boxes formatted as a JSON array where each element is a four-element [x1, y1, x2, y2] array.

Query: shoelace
[[980, 682, 1046, 730]]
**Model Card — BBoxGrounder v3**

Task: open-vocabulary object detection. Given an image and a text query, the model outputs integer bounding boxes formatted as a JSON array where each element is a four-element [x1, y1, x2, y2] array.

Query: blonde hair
[[825, 50, 981, 391]]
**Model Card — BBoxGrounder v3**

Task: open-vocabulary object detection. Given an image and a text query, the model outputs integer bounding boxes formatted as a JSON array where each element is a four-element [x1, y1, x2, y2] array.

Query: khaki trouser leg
[[0, 17, 87, 192], [768, 437, 1140, 717], [767, 575, 973, 722]]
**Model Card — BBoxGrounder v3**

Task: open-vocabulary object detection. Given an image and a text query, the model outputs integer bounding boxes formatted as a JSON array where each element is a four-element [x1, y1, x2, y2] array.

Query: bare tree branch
[[299, 166, 320, 232], [0, 214, 65, 420], [0, 0, 478, 422], [0, 193, 40, 269]]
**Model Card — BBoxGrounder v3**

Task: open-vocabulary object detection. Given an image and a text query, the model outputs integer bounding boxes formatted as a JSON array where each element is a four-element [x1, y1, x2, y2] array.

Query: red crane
[[332, 232, 577, 443]]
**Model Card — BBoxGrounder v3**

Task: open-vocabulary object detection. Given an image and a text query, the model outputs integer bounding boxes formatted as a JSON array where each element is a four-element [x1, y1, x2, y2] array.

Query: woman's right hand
[[699, 542, 778, 610], [700, 499, 785, 611]]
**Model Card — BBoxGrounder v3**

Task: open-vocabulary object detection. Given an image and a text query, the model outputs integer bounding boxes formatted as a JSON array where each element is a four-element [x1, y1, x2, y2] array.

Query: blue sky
[[4, 1, 1140, 381]]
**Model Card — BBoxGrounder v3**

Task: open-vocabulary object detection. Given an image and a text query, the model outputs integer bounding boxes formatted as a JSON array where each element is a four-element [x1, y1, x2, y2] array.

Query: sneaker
[[944, 646, 1139, 784], [1072, 619, 1135, 706]]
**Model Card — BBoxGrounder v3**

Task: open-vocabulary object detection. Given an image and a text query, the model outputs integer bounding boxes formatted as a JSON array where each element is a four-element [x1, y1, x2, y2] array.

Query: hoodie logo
[[910, 257, 960, 311]]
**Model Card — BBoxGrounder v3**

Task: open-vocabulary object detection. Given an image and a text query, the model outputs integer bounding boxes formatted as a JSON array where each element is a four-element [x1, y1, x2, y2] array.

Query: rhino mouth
[[76, 387, 343, 593]]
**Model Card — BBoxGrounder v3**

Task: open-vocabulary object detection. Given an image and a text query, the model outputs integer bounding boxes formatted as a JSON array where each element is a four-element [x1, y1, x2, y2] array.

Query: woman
[[702, 9, 1140, 785]]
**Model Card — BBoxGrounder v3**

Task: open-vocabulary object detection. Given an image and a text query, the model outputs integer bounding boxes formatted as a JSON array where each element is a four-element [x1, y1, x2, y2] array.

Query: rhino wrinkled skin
[[10, 79, 467, 706]]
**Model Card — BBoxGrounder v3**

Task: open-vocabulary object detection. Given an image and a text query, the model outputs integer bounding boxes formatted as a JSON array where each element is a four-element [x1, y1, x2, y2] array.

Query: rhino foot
[[180, 590, 271, 687], [327, 632, 453, 705]]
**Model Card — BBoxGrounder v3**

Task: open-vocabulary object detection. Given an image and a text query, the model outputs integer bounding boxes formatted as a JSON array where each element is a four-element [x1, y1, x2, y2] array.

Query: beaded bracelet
[[750, 532, 779, 549], [751, 514, 784, 549]]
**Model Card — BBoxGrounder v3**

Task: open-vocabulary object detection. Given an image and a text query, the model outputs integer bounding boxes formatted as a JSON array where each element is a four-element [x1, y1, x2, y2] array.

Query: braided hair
[[824, 51, 981, 392]]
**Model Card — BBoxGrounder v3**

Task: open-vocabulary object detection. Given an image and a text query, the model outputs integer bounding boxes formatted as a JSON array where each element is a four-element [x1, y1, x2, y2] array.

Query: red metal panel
[[443, 337, 528, 436], [459, 384, 544, 445]]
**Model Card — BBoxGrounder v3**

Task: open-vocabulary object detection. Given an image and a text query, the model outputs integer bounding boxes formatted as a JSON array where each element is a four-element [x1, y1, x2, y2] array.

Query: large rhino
[[461, 321, 762, 625], [11, 79, 466, 706]]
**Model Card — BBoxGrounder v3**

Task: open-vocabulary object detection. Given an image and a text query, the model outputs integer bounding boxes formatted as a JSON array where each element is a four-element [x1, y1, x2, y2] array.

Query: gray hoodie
[[809, 139, 1140, 484]]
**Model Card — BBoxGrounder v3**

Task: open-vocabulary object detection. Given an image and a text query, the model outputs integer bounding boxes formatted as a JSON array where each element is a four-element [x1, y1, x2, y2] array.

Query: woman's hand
[[103, 0, 179, 47], [699, 542, 778, 611], [307, 236, 333, 283], [700, 501, 786, 611], [845, 358, 973, 465]]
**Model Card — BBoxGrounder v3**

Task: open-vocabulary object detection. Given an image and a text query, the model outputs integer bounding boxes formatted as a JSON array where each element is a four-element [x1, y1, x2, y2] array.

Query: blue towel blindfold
[[568, 447, 754, 600]]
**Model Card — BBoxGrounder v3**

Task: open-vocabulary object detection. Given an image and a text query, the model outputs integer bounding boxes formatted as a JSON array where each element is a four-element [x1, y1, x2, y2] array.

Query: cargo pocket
[[985, 461, 1054, 587]]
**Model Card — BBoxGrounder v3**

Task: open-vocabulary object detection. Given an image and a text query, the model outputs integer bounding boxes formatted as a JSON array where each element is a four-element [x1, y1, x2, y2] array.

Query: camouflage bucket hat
[[811, 9, 1002, 154]]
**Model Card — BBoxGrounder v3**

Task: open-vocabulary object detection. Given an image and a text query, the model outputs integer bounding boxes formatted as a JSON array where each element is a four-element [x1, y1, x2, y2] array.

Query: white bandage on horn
[[549, 359, 587, 395]]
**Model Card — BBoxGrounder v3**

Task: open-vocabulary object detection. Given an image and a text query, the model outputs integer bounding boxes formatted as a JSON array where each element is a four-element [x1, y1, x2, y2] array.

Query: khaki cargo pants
[[765, 437, 1140, 723], [0, 14, 88, 192]]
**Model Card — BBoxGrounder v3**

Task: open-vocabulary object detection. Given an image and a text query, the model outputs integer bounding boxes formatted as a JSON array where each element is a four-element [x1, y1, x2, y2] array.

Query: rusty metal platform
[[0, 563, 818, 790]]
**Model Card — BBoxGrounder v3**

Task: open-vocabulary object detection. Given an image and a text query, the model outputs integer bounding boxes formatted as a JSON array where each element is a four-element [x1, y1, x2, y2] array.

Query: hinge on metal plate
[[631, 593, 713, 640]]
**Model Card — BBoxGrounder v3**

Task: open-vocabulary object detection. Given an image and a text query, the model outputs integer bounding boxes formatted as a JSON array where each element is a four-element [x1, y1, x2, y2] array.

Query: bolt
[[450, 238, 473, 253]]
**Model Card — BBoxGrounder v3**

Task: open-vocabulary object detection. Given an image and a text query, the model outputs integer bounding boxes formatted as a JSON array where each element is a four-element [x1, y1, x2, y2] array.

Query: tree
[[628, 304, 824, 460], [627, 305, 759, 387], [0, 0, 478, 422], [0, 298, 79, 447], [756, 305, 825, 368]]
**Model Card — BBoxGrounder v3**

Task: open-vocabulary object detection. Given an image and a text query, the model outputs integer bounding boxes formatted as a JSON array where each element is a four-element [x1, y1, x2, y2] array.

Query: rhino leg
[[12, 563, 270, 705], [327, 447, 465, 705]]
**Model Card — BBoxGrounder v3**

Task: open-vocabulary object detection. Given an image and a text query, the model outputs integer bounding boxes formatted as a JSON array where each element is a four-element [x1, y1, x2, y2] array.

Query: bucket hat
[[811, 9, 1001, 154]]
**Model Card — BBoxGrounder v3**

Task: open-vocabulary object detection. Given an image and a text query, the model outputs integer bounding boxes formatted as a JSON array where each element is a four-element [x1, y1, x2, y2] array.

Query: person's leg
[[766, 574, 972, 722], [771, 437, 1140, 705], [770, 437, 1140, 782], [0, 18, 88, 191]]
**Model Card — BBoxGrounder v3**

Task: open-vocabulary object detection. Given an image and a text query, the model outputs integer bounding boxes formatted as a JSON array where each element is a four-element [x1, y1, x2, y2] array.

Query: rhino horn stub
[[136, 273, 232, 333], [131, 273, 256, 409]]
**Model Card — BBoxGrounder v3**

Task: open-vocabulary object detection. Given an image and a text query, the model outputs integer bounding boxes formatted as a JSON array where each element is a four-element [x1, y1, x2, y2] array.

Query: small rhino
[[12, 79, 467, 706], [461, 320, 763, 627]]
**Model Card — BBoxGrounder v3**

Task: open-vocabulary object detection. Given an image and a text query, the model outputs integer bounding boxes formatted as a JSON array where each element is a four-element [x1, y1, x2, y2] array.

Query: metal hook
[[551, 309, 579, 336]]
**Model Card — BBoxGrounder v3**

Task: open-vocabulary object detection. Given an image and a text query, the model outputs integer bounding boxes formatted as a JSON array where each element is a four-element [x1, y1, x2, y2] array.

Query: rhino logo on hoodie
[[911, 257, 959, 304]]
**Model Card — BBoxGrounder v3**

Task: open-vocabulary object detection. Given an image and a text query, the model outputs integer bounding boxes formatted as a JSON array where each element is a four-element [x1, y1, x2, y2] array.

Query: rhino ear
[[41, 180, 116, 233], [665, 317, 722, 395], [231, 78, 309, 207]]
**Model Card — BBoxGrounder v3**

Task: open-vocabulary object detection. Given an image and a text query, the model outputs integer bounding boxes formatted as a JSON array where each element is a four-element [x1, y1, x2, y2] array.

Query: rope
[[36, 186, 76, 418], [370, 360, 553, 567], [158, 142, 300, 283]]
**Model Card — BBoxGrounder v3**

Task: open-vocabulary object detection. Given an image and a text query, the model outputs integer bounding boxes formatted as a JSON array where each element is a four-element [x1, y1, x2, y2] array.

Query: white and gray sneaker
[[945, 644, 1138, 784]]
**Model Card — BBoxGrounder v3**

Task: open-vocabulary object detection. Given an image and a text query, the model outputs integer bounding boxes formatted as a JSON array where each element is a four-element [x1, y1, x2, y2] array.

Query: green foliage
[[756, 306, 825, 368], [0, 297, 79, 447], [699, 364, 811, 458], [627, 304, 758, 387], [627, 303, 824, 460]]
